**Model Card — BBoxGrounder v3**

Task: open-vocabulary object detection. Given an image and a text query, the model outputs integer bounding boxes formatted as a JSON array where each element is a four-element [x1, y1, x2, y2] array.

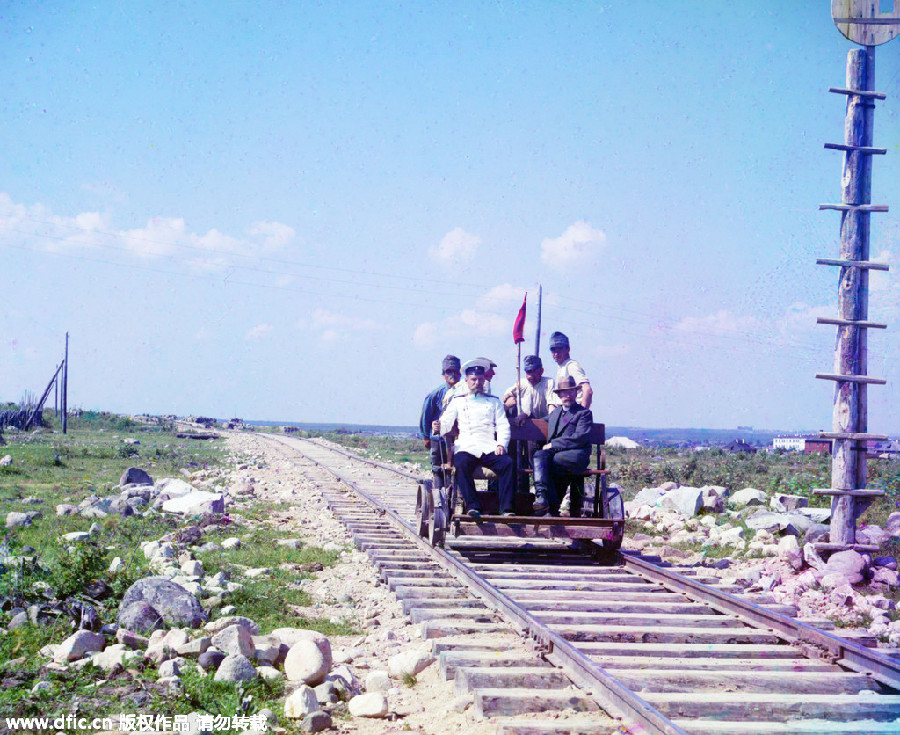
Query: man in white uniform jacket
[[435, 360, 515, 518]]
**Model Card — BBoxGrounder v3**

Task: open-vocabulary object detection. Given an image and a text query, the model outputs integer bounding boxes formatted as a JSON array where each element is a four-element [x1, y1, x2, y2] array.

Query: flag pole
[[516, 341, 522, 418], [534, 284, 542, 356]]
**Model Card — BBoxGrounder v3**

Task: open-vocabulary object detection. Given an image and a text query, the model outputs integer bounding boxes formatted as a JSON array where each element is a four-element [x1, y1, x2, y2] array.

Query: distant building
[[774, 436, 805, 451], [607, 436, 640, 449], [726, 439, 756, 454], [773, 435, 832, 454], [803, 439, 832, 454]]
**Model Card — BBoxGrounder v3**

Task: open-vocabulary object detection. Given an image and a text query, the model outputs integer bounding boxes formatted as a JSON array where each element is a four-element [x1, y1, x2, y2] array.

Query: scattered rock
[[54, 630, 105, 663], [120, 468, 153, 486], [284, 638, 331, 685], [118, 577, 207, 629], [348, 692, 389, 718], [284, 685, 319, 719], [730, 487, 767, 508], [213, 654, 257, 682], [387, 646, 435, 677]]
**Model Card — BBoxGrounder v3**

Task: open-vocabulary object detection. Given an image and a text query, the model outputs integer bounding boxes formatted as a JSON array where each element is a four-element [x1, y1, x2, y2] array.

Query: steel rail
[[263, 433, 687, 735], [622, 552, 900, 690], [260, 433, 900, 727]]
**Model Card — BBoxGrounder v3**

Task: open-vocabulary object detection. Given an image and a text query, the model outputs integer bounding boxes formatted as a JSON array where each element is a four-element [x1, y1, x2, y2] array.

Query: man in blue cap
[[435, 359, 515, 518], [418, 354, 461, 488], [502, 354, 560, 493], [549, 331, 592, 409]]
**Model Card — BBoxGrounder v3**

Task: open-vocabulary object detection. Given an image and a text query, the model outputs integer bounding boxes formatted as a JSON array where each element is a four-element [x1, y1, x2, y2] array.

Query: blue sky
[[2, 1, 899, 431]]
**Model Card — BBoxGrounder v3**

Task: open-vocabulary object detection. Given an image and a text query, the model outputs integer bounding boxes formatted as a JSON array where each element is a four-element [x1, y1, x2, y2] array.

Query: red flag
[[512, 295, 527, 344]]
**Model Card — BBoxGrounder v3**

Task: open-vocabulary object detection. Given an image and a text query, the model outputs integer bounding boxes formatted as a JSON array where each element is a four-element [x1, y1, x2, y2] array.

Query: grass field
[[0, 411, 357, 721]]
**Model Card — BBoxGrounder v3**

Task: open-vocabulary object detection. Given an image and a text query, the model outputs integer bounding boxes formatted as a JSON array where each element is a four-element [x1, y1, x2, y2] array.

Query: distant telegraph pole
[[813, 2, 899, 553], [62, 332, 69, 434]]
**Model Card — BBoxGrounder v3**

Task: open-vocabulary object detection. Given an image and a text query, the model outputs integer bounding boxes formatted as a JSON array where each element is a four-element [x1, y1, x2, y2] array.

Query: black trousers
[[533, 448, 590, 516], [454, 451, 515, 514]]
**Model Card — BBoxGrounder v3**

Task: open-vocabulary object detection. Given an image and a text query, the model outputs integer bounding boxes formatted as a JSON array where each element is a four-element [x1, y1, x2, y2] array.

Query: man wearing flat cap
[[502, 355, 560, 421], [549, 331, 592, 409], [434, 359, 515, 518], [441, 356, 498, 407], [418, 354, 461, 488], [532, 376, 593, 517], [502, 355, 561, 492]]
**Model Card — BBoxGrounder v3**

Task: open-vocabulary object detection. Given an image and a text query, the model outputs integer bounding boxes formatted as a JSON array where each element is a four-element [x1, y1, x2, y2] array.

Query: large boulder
[[387, 647, 435, 677], [796, 507, 831, 524], [211, 625, 255, 658], [54, 630, 105, 663], [887, 512, 900, 537], [284, 685, 319, 719], [631, 487, 666, 508], [659, 486, 703, 517], [348, 693, 389, 718], [161, 491, 224, 516], [820, 549, 868, 588], [730, 488, 767, 508], [214, 654, 257, 682], [745, 511, 803, 536], [120, 468, 153, 486], [770, 494, 809, 513], [117, 602, 164, 634], [155, 478, 196, 497], [284, 638, 331, 685], [118, 577, 207, 629]]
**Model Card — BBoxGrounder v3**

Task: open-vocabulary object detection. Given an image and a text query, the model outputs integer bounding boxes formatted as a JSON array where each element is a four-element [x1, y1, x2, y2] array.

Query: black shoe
[[532, 498, 549, 514], [466, 509, 482, 519]]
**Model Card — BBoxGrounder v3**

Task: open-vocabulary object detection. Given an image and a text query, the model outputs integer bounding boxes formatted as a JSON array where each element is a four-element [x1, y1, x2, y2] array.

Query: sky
[[2, 1, 899, 432]]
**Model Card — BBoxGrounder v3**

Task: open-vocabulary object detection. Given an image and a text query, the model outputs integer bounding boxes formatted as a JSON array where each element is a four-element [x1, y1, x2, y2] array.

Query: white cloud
[[412, 284, 520, 348], [540, 221, 607, 270], [246, 324, 274, 340], [430, 227, 480, 264], [304, 308, 380, 342], [247, 221, 295, 250], [870, 250, 891, 293], [476, 283, 528, 310], [458, 309, 507, 336], [312, 308, 377, 331], [779, 302, 831, 334], [413, 322, 439, 348], [673, 310, 759, 336], [0, 192, 295, 271]]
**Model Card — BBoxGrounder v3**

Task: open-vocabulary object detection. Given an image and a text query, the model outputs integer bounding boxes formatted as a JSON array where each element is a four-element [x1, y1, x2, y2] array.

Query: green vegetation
[[194, 519, 355, 635], [0, 411, 356, 721]]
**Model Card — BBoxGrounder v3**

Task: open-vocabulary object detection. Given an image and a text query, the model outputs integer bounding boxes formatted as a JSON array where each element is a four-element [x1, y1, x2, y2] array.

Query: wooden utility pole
[[812, 2, 898, 552], [534, 284, 542, 357], [62, 332, 69, 434]]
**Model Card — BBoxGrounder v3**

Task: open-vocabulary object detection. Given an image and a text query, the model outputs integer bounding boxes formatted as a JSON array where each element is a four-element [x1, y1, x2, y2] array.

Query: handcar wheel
[[429, 506, 445, 547], [603, 483, 624, 521], [415, 481, 433, 538]]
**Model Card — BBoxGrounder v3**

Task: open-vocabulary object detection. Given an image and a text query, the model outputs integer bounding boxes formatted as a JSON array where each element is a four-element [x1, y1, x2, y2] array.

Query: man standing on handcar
[[418, 354, 461, 489]]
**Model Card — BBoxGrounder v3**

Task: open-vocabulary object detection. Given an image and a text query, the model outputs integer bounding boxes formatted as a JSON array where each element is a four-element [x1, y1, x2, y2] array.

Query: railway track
[[257, 432, 900, 734]]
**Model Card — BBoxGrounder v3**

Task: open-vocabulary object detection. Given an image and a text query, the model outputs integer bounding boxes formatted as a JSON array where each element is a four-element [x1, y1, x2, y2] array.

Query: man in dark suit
[[532, 376, 593, 517]]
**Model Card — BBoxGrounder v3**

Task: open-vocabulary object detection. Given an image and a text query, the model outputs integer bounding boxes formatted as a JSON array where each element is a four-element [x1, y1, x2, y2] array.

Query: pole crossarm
[[828, 87, 886, 99], [818, 203, 889, 212], [817, 317, 886, 329], [824, 142, 887, 154], [816, 258, 889, 270], [815, 373, 887, 385]]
